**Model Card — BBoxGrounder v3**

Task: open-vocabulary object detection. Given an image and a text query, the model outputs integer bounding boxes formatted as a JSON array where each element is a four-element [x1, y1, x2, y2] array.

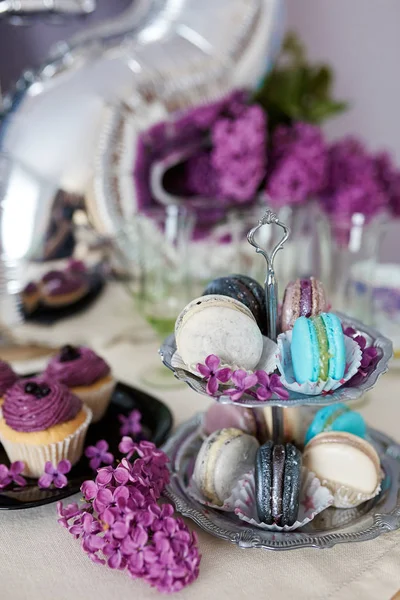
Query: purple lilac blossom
[[266, 122, 327, 206], [58, 439, 200, 593]]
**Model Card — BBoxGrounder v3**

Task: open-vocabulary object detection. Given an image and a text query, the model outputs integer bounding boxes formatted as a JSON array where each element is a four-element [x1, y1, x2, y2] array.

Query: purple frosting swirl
[[0, 361, 18, 396], [3, 378, 82, 432], [45, 346, 110, 387]]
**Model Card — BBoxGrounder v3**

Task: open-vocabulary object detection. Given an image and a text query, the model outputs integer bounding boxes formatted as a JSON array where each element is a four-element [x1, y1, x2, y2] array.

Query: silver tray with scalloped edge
[[159, 312, 393, 408], [162, 413, 400, 551]]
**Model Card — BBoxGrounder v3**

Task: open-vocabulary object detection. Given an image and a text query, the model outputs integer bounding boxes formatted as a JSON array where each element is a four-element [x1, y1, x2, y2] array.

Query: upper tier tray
[[159, 312, 393, 407]]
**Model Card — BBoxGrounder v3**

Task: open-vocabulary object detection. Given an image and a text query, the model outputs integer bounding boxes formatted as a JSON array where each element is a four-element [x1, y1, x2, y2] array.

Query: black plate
[[0, 382, 173, 509], [22, 271, 105, 325]]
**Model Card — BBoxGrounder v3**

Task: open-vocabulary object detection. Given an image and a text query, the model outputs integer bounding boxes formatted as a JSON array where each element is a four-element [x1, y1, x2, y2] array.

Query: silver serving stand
[[159, 209, 400, 550]]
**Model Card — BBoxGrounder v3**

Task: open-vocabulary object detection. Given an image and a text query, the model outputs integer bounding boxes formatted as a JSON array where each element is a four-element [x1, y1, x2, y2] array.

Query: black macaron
[[203, 274, 267, 335], [255, 441, 302, 526]]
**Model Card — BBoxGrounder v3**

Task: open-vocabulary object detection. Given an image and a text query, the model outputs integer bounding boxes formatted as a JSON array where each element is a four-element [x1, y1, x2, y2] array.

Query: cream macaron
[[175, 295, 264, 371], [303, 431, 382, 508], [193, 428, 259, 506]]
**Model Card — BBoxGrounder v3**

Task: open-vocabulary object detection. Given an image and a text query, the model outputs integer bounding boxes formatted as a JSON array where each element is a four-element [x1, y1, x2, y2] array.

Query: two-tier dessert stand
[[160, 209, 400, 550]]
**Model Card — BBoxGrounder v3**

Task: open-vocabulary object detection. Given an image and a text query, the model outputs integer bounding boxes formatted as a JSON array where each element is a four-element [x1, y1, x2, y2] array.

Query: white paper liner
[[0, 405, 92, 478], [276, 331, 362, 395], [320, 474, 382, 509], [233, 468, 334, 531], [187, 479, 238, 511], [72, 377, 116, 423], [172, 335, 278, 378]]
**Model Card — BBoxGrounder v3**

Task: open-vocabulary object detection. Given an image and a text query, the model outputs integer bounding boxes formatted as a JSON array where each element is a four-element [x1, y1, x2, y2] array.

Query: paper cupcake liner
[[320, 475, 382, 509], [276, 331, 362, 395], [0, 406, 92, 478], [232, 468, 334, 531], [72, 377, 116, 423], [172, 335, 278, 377], [186, 479, 238, 512]]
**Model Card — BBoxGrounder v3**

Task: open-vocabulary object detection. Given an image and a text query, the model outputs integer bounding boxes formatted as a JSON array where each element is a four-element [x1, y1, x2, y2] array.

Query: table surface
[[1, 299, 400, 600]]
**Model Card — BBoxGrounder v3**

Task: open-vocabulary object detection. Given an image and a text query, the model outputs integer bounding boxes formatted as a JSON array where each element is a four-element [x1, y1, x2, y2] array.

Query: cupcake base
[[0, 406, 92, 478], [41, 284, 89, 308], [71, 375, 116, 422]]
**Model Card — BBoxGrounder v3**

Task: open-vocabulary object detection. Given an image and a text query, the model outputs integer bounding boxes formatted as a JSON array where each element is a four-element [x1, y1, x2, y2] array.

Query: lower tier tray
[[162, 414, 400, 551]]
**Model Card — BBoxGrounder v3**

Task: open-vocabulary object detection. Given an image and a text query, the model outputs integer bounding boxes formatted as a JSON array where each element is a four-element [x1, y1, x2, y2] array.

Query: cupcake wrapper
[[320, 475, 382, 509], [187, 467, 333, 530], [172, 335, 278, 377], [72, 378, 116, 423], [233, 468, 334, 531], [0, 406, 92, 478], [276, 331, 362, 395]]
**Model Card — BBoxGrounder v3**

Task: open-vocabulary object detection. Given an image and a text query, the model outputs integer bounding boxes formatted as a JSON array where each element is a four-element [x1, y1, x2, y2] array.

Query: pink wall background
[[287, 0, 400, 162]]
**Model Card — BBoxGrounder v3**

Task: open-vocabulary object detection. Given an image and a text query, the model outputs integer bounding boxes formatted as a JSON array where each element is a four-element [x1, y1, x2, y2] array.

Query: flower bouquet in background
[[123, 32, 400, 317]]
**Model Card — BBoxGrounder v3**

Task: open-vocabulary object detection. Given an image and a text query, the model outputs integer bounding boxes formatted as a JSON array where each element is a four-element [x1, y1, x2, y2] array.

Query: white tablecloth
[[2, 293, 400, 600]]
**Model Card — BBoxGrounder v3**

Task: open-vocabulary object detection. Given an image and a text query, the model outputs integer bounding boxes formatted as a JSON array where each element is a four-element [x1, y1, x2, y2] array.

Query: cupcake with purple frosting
[[0, 361, 18, 405], [21, 281, 40, 314], [41, 271, 88, 308], [0, 378, 92, 477], [45, 345, 115, 422]]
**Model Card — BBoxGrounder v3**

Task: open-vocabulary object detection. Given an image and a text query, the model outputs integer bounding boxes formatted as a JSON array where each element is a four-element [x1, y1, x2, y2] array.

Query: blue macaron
[[305, 403, 366, 445], [290, 313, 346, 384]]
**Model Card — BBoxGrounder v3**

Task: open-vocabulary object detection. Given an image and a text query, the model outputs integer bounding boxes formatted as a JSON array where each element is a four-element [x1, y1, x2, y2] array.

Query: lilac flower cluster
[[321, 137, 387, 225], [266, 122, 327, 206], [344, 327, 379, 386], [197, 355, 289, 401], [210, 104, 267, 203], [58, 440, 201, 594]]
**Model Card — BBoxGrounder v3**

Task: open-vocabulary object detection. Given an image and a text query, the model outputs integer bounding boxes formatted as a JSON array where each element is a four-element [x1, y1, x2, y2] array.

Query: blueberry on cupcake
[[45, 345, 115, 422]]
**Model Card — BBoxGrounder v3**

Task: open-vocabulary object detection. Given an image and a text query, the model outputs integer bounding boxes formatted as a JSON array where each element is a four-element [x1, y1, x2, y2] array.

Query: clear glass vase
[[326, 213, 387, 323]]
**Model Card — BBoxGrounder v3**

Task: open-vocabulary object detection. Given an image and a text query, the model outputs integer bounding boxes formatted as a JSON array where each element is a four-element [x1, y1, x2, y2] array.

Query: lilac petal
[[96, 467, 114, 486], [243, 374, 258, 389], [226, 388, 244, 401], [84, 446, 98, 458], [9, 461, 25, 476], [57, 460, 72, 475], [38, 473, 53, 489], [44, 461, 56, 475], [102, 452, 114, 465], [108, 551, 122, 570], [0, 476, 12, 489], [119, 436, 136, 456], [0, 465, 9, 479], [256, 386, 272, 401], [81, 480, 98, 500], [114, 467, 129, 485], [112, 522, 129, 539], [89, 457, 101, 471], [231, 369, 247, 387], [54, 473, 68, 489], [96, 440, 109, 452], [13, 474, 27, 487], [205, 354, 220, 371], [86, 534, 105, 552], [206, 376, 219, 396], [216, 367, 232, 383], [255, 370, 270, 387], [96, 488, 113, 505], [197, 363, 210, 378]]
